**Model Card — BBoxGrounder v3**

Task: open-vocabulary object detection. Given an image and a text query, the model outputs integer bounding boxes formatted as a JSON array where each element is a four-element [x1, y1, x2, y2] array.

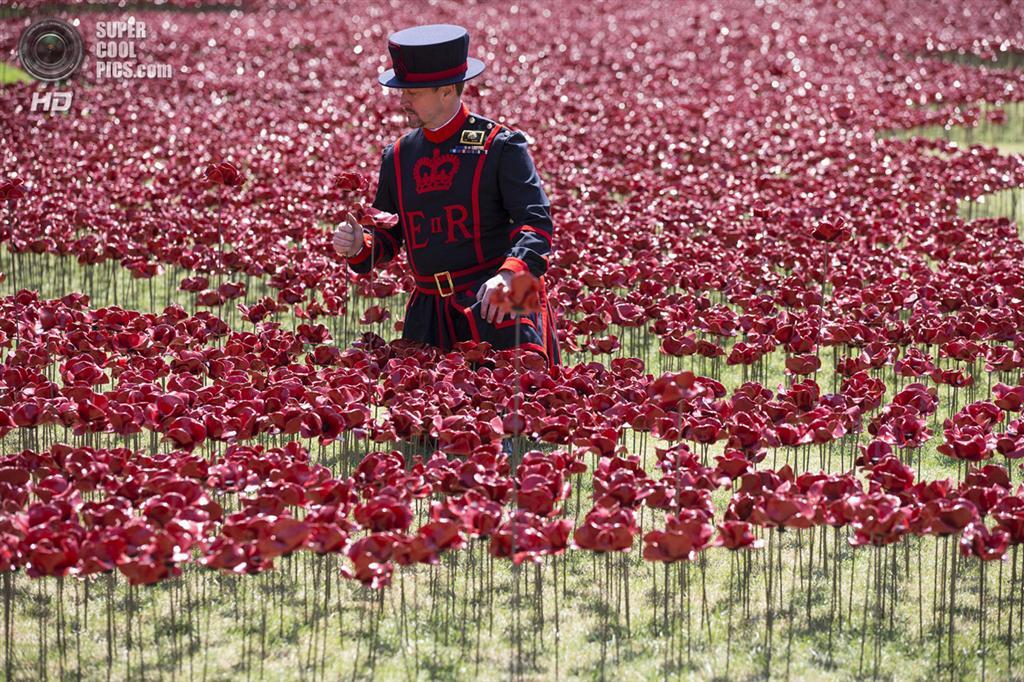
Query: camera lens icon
[[18, 19, 85, 82]]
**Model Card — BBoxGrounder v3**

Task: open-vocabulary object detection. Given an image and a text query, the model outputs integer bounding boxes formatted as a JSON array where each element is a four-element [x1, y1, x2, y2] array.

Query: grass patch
[[0, 61, 33, 85], [913, 48, 1024, 71], [878, 100, 1024, 157]]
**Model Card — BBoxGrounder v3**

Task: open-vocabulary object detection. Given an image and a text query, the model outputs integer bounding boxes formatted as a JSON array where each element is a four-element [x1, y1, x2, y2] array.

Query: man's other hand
[[477, 270, 515, 324], [332, 212, 364, 258]]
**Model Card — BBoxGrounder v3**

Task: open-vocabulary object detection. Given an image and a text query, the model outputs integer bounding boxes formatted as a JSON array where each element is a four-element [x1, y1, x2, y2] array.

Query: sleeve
[[347, 143, 405, 274], [495, 130, 553, 279]]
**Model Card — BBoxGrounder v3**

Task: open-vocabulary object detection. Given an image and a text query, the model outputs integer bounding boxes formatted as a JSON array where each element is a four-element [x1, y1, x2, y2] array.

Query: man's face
[[399, 86, 450, 128]]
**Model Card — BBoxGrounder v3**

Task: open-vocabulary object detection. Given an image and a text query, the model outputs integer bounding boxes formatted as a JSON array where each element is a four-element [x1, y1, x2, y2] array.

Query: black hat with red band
[[378, 24, 486, 89]]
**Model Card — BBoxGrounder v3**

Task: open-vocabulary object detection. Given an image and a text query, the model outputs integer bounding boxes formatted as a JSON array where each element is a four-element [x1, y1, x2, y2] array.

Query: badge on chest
[[460, 129, 485, 145]]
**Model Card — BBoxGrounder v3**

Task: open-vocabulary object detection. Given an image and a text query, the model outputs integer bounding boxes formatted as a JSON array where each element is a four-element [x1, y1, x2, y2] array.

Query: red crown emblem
[[413, 148, 460, 194]]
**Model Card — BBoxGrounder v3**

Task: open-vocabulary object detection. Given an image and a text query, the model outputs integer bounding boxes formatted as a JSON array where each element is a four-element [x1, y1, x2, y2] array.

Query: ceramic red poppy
[[204, 161, 245, 188]]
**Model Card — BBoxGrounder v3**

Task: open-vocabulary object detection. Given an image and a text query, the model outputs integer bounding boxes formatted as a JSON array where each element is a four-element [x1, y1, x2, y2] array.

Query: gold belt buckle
[[433, 270, 455, 297]]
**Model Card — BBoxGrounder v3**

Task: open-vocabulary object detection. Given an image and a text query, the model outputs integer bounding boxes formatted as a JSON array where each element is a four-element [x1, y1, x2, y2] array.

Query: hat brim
[[378, 57, 485, 88]]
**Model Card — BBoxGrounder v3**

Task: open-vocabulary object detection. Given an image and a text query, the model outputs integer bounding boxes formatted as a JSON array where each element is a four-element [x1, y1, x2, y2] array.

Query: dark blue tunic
[[347, 101, 561, 367]]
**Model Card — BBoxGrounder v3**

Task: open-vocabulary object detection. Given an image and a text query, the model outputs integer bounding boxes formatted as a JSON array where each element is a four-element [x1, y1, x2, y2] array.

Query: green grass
[[914, 48, 1024, 71], [879, 93, 1024, 236], [877, 99, 1024, 158], [0, 61, 33, 85]]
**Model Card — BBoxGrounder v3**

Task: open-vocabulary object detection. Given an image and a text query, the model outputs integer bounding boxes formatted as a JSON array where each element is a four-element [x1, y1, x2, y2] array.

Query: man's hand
[[477, 270, 515, 324], [332, 212, 364, 258]]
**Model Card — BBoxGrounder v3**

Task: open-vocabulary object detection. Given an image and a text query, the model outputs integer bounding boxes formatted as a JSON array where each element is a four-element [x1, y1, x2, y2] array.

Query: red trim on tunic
[[448, 298, 481, 342], [411, 255, 505, 284], [470, 124, 505, 264], [404, 289, 418, 318], [423, 102, 470, 144], [518, 342, 549, 359], [493, 315, 538, 331], [444, 301, 458, 346], [393, 137, 421, 277], [414, 279, 478, 296], [434, 294, 445, 350], [461, 303, 483, 342], [539, 275, 549, 357]]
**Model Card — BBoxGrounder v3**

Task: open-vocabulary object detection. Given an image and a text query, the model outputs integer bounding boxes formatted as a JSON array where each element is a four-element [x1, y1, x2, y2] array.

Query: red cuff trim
[[511, 224, 552, 241], [347, 231, 374, 265], [499, 257, 528, 274]]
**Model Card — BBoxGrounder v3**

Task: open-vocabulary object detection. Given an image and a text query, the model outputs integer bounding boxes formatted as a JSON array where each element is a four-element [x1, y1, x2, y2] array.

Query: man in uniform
[[333, 23, 561, 368]]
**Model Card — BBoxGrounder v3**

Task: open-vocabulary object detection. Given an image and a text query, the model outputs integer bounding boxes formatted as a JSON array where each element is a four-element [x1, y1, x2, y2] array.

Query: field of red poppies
[[3, 0, 1024, 679]]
